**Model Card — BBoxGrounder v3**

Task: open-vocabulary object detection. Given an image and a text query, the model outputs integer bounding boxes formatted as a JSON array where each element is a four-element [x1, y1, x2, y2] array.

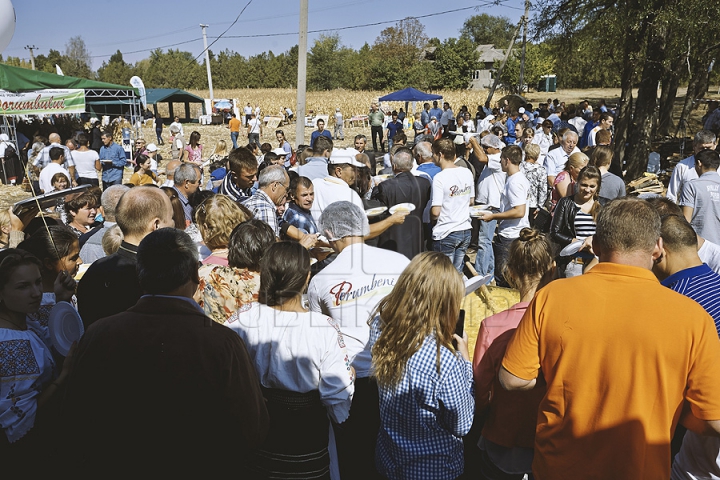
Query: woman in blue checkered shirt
[[370, 252, 475, 479]]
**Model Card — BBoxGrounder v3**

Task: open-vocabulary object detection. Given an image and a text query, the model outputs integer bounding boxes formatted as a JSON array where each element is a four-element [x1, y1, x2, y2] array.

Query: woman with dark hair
[[160, 187, 186, 230], [473, 228, 555, 478], [0, 249, 76, 464], [65, 191, 99, 237], [17, 225, 82, 347], [550, 165, 603, 277], [227, 241, 354, 480], [370, 251, 473, 480], [184, 131, 203, 166], [194, 219, 274, 324], [73, 133, 100, 187], [128, 154, 157, 186]]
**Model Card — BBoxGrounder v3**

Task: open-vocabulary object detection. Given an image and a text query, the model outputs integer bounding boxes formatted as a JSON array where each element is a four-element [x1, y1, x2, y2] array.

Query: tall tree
[[308, 34, 352, 91], [460, 14, 516, 48], [64, 36, 93, 78], [430, 37, 479, 90], [97, 50, 133, 85]]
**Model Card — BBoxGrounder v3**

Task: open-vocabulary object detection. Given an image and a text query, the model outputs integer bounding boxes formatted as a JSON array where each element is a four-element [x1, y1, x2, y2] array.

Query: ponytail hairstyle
[[258, 241, 310, 307], [503, 228, 555, 294], [577, 165, 603, 221]]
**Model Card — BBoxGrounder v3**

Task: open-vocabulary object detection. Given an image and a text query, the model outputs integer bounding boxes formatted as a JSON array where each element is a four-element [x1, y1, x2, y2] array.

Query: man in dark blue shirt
[[385, 112, 403, 150], [310, 119, 333, 149]]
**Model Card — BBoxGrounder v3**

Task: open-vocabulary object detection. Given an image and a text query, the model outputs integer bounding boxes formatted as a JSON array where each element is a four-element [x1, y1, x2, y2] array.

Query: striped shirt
[[574, 209, 596, 240], [662, 264, 720, 332]]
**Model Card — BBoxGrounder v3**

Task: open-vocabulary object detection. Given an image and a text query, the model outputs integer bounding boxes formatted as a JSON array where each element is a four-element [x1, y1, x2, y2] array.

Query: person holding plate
[[371, 147, 431, 260], [549, 165, 604, 277]]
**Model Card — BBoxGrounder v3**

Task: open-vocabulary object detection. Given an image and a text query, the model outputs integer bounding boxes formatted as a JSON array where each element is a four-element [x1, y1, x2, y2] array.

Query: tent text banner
[[0, 89, 86, 115]]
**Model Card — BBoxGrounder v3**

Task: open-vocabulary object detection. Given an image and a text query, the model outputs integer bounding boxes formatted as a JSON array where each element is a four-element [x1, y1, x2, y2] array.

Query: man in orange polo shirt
[[500, 197, 720, 480], [228, 113, 242, 149]]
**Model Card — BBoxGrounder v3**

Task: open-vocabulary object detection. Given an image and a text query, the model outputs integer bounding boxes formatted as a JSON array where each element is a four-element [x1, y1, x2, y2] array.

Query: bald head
[[49, 133, 61, 144], [100, 185, 130, 222], [165, 160, 181, 180], [115, 186, 175, 245]]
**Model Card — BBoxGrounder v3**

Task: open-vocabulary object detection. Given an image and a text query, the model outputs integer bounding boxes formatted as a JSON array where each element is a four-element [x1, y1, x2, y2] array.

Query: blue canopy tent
[[378, 87, 442, 102], [378, 87, 442, 119]]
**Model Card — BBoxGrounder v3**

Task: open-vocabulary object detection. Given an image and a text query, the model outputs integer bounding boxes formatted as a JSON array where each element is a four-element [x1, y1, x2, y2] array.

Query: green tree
[[496, 43, 556, 92], [460, 14, 516, 48], [97, 50, 133, 85], [143, 49, 205, 89], [430, 37, 479, 90], [308, 34, 353, 90], [35, 49, 63, 74]]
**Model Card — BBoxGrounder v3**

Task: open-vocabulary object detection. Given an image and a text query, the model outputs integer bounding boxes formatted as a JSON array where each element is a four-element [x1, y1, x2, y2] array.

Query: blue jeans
[[230, 131, 239, 149], [475, 218, 497, 279], [433, 229, 471, 273]]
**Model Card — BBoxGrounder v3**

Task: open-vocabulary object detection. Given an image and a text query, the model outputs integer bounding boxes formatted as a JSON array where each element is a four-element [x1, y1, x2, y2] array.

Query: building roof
[[475, 44, 506, 63]]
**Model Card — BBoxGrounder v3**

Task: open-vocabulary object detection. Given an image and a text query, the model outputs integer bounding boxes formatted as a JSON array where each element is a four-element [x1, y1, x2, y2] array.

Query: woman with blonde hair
[[550, 151, 589, 209], [370, 251, 474, 480], [208, 139, 229, 162], [195, 194, 252, 266], [473, 228, 555, 478]]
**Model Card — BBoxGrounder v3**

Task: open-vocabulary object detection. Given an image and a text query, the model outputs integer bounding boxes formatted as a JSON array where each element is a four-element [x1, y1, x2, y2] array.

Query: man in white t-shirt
[[307, 200, 410, 480], [477, 145, 530, 287], [474, 134, 506, 280], [246, 113, 262, 149], [430, 138, 474, 273], [38, 146, 71, 193], [169, 116, 183, 137]]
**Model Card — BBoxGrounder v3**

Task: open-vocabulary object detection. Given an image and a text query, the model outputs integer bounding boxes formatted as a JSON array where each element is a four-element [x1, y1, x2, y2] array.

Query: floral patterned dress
[[194, 265, 260, 324]]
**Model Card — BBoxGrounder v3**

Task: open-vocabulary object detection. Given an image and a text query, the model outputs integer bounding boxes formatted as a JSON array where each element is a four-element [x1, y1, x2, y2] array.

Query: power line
[[193, 0, 254, 63], [89, 0, 517, 60]]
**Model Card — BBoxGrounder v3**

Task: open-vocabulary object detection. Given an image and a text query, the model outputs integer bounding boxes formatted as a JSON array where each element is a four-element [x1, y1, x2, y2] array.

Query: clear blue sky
[[4, 0, 526, 70]]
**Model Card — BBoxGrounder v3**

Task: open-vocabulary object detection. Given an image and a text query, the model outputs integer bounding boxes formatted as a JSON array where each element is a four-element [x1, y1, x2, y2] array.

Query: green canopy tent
[[0, 63, 140, 145], [145, 88, 206, 122]]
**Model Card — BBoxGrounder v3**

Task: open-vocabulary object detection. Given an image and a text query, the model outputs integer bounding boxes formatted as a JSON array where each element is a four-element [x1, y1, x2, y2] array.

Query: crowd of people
[[1, 95, 720, 480]]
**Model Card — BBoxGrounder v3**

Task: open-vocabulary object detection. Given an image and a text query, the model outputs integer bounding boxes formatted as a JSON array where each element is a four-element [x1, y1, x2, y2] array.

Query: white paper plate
[[469, 205, 491, 217], [389, 203, 415, 214], [48, 301, 84, 356], [365, 206, 388, 217], [465, 274, 493, 296], [560, 240, 584, 257]]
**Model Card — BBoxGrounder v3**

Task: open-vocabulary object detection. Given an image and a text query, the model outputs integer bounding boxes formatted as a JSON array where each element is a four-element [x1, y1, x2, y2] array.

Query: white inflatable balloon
[[0, 0, 16, 54]]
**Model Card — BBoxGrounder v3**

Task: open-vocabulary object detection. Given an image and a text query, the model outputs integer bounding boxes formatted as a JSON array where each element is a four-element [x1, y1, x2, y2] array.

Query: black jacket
[[550, 196, 607, 247]]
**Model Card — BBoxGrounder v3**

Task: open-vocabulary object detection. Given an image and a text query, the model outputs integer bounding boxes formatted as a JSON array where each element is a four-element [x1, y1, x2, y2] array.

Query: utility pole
[[485, 19, 523, 109], [296, 0, 308, 146], [200, 25, 214, 105], [25, 45, 37, 70], [518, 0, 530, 94]]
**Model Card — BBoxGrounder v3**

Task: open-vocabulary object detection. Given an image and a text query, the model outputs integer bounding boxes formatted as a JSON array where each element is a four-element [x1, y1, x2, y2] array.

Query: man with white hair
[[173, 163, 202, 225], [242, 165, 290, 237], [545, 130, 580, 187], [308, 201, 410, 480]]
